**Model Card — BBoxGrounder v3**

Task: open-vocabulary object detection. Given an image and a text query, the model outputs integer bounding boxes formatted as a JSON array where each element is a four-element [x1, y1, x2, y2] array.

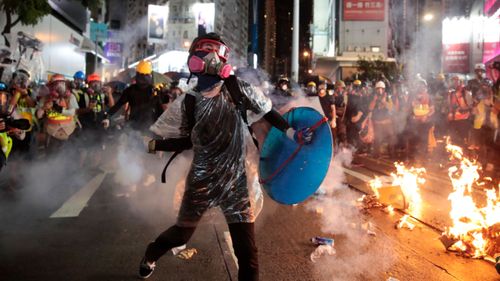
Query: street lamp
[[303, 50, 309, 57], [423, 13, 434, 21]]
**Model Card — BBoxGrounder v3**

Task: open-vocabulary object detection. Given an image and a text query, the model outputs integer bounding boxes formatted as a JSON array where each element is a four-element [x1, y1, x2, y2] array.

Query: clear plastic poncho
[[151, 79, 272, 227]]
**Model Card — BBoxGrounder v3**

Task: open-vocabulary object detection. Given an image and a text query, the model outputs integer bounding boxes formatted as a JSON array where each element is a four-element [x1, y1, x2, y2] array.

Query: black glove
[[52, 103, 63, 113]]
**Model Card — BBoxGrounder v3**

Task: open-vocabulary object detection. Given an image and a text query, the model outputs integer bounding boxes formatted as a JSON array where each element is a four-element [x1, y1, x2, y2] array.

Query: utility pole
[[291, 0, 299, 82]]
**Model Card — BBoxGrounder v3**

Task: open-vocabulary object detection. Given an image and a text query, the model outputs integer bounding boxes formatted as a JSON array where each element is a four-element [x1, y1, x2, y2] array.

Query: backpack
[[160, 75, 258, 182]]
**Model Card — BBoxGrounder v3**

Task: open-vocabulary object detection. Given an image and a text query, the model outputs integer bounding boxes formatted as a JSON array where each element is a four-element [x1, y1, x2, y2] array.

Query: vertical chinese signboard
[[442, 43, 470, 73], [442, 18, 471, 73], [343, 0, 385, 21]]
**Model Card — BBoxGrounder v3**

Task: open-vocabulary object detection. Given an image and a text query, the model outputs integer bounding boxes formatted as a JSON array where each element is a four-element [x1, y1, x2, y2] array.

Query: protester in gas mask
[[102, 60, 156, 131], [306, 81, 317, 96], [408, 80, 435, 161], [368, 81, 395, 158], [36, 74, 78, 151], [141, 32, 313, 281], [271, 76, 293, 111], [466, 63, 497, 172], [8, 69, 36, 158]]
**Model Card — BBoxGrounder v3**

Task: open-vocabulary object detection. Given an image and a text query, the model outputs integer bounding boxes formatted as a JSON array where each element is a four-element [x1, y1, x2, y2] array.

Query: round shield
[[259, 107, 333, 205]]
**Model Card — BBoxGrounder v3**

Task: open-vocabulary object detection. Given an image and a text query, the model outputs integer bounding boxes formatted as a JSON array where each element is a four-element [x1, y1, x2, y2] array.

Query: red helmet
[[87, 73, 101, 83], [50, 74, 66, 84]]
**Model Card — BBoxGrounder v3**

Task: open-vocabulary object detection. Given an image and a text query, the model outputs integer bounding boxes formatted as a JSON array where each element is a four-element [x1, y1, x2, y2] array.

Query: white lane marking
[[342, 167, 372, 182], [50, 173, 107, 218], [224, 231, 239, 269]]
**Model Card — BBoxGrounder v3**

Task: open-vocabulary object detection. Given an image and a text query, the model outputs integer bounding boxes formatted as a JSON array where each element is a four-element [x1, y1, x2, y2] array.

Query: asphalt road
[[0, 145, 498, 281]]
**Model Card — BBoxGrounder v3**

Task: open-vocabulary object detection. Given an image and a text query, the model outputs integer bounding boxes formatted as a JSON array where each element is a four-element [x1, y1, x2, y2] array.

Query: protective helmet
[[278, 76, 289, 84], [335, 80, 346, 88], [0, 82, 7, 91], [474, 63, 486, 71], [74, 71, 86, 80], [436, 73, 445, 81], [353, 80, 362, 86], [187, 32, 232, 79], [87, 73, 101, 82], [136, 60, 152, 75], [375, 81, 386, 89], [50, 74, 66, 84], [307, 81, 316, 87]]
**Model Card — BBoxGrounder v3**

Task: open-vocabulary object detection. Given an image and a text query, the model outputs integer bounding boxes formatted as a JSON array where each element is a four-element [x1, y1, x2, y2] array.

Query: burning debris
[[440, 142, 500, 261], [176, 248, 198, 260], [359, 162, 426, 216], [395, 215, 415, 231]]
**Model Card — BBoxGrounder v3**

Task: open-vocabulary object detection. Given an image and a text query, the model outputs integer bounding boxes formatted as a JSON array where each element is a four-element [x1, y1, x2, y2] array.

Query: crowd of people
[[0, 60, 181, 191], [271, 62, 500, 174], [0, 30, 498, 280]]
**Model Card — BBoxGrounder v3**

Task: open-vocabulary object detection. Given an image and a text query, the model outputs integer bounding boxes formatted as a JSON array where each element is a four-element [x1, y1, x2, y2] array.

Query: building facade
[[312, 0, 395, 80], [122, 0, 249, 72]]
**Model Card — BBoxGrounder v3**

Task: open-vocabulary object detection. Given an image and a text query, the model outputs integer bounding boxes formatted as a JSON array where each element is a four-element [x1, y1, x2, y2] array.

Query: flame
[[443, 141, 500, 259], [368, 163, 425, 217], [368, 176, 383, 198], [391, 162, 425, 217]]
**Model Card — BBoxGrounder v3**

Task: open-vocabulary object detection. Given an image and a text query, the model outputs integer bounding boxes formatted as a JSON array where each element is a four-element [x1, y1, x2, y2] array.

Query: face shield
[[53, 81, 67, 97], [13, 72, 30, 89]]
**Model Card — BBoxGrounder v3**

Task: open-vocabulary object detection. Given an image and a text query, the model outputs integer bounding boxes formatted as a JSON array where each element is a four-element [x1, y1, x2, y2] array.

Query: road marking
[[224, 231, 239, 269], [50, 172, 107, 218]]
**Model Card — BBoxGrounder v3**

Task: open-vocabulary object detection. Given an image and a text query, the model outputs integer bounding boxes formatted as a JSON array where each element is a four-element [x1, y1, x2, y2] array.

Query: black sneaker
[[138, 258, 156, 279]]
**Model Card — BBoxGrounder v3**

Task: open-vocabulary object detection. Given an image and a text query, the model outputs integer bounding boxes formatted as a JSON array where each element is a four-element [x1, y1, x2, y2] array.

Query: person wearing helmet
[[368, 81, 395, 158], [345, 80, 365, 150], [36, 74, 78, 151], [306, 81, 317, 96], [103, 60, 157, 131], [271, 76, 293, 111], [447, 75, 472, 147], [72, 71, 86, 91], [140, 32, 312, 281], [333, 80, 348, 146], [76, 73, 114, 134], [408, 80, 435, 161], [317, 80, 336, 131], [466, 64, 497, 172], [8, 69, 36, 158]]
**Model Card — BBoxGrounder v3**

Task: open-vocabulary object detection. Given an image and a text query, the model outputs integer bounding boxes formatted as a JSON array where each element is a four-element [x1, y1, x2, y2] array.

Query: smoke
[[305, 148, 396, 281]]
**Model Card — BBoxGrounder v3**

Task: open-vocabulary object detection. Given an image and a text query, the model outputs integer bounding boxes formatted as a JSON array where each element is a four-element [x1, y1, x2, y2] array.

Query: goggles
[[190, 39, 230, 61]]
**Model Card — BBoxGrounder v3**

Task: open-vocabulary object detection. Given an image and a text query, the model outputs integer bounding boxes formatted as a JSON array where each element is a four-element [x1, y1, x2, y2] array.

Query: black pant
[[448, 119, 470, 147], [144, 222, 259, 281]]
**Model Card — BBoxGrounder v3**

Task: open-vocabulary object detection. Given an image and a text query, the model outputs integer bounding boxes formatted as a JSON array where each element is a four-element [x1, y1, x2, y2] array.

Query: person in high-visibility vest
[[408, 79, 435, 161], [36, 74, 78, 152]]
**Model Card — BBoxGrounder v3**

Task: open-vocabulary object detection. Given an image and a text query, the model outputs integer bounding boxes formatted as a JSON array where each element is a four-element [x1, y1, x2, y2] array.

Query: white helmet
[[375, 81, 386, 89], [474, 63, 486, 71]]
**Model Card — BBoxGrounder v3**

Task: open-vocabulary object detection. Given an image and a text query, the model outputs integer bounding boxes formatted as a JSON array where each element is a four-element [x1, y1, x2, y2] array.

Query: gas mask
[[89, 81, 101, 93], [14, 72, 30, 89], [53, 82, 67, 98], [188, 51, 232, 79], [73, 78, 85, 89], [187, 37, 232, 79]]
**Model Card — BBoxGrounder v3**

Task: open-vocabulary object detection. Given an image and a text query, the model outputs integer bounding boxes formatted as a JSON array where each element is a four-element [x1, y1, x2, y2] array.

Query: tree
[[356, 56, 401, 83], [1, 0, 102, 47]]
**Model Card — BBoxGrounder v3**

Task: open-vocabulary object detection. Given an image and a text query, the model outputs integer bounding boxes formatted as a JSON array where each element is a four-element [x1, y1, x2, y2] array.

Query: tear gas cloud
[[306, 148, 395, 281]]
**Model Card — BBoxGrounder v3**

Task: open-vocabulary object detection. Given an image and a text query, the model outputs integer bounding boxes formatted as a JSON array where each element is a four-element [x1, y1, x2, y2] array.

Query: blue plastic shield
[[259, 107, 333, 205]]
